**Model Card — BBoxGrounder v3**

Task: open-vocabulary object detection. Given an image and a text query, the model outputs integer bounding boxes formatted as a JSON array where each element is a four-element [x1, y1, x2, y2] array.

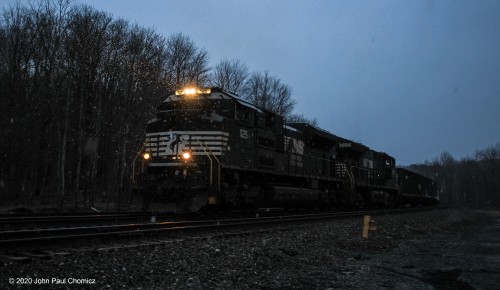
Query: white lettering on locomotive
[[293, 139, 304, 154], [240, 129, 249, 139], [285, 136, 304, 155]]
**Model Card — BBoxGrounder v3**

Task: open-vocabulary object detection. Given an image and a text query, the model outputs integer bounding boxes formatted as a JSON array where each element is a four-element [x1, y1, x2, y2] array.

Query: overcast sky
[[2, 0, 500, 165]]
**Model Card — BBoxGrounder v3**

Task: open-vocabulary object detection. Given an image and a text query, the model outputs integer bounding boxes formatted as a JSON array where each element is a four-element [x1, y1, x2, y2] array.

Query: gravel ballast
[[2, 209, 498, 289]]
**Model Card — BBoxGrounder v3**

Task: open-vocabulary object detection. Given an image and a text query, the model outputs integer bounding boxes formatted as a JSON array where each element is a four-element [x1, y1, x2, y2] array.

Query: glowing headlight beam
[[175, 87, 211, 96], [182, 152, 191, 160], [184, 88, 196, 95]]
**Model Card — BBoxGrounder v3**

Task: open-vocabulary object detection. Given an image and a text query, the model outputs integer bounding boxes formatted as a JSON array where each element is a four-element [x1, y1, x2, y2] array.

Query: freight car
[[133, 87, 436, 211], [396, 168, 439, 206]]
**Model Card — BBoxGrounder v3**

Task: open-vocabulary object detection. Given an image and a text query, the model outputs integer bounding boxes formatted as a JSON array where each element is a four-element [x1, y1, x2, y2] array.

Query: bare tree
[[0, 1, 173, 209], [286, 113, 318, 126], [211, 58, 248, 95], [409, 143, 500, 208], [475, 143, 500, 206], [242, 71, 296, 117], [163, 33, 210, 90], [438, 152, 459, 205], [64, 5, 112, 206]]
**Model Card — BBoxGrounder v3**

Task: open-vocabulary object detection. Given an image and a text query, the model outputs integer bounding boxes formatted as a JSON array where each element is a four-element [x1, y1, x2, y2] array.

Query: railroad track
[[0, 211, 195, 230], [0, 209, 289, 230], [0, 207, 438, 253]]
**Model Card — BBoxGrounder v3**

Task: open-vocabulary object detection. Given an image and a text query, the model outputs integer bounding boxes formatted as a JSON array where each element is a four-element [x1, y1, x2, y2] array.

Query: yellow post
[[363, 215, 370, 239], [362, 215, 377, 239]]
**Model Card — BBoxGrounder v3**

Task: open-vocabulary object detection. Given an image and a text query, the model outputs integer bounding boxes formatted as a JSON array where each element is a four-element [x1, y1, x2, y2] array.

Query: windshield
[[158, 99, 234, 117], [147, 109, 226, 132]]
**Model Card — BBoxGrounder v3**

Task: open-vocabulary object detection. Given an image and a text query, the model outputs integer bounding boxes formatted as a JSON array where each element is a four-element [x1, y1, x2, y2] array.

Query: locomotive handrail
[[351, 166, 387, 187], [194, 137, 213, 188], [131, 138, 151, 184], [194, 136, 221, 192], [214, 155, 221, 192], [347, 166, 356, 192], [206, 142, 221, 192]]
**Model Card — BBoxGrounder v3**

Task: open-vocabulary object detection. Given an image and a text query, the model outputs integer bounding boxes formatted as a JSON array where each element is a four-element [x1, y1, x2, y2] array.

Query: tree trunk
[[118, 123, 130, 208], [75, 87, 84, 208], [59, 90, 70, 206]]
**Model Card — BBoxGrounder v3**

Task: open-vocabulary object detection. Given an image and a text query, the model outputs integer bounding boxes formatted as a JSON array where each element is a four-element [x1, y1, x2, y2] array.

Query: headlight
[[182, 152, 191, 160], [184, 88, 196, 95], [143, 152, 151, 160], [175, 87, 211, 96]]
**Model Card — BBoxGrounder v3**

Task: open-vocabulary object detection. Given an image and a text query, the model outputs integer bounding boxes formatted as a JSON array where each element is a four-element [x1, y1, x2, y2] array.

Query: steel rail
[[0, 212, 195, 229]]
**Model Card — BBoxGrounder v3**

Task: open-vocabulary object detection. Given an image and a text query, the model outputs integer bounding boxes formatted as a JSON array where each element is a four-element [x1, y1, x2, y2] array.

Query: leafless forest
[[0, 1, 310, 209], [0, 1, 498, 209], [409, 146, 500, 208]]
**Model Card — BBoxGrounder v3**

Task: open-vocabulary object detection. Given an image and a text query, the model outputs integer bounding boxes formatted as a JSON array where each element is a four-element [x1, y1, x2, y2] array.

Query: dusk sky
[[2, 0, 500, 165]]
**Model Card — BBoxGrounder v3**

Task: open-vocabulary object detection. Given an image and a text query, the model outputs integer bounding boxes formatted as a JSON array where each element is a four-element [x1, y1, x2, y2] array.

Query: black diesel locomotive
[[133, 87, 438, 211]]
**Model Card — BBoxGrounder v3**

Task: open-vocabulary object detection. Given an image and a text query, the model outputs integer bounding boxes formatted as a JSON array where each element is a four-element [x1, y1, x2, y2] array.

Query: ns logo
[[285, 137, 304, 155]]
